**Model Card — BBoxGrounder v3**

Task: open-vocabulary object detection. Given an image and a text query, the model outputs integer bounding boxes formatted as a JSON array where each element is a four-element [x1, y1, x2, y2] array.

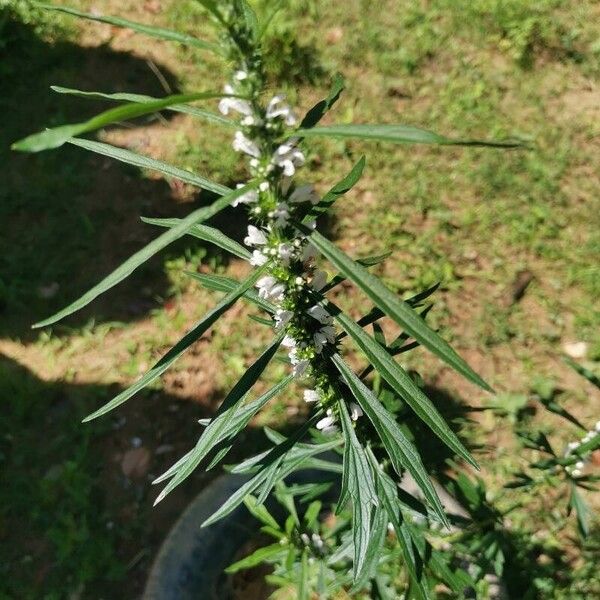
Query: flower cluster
[[562, 420, 600, 477], [218, 66, 360, 433]]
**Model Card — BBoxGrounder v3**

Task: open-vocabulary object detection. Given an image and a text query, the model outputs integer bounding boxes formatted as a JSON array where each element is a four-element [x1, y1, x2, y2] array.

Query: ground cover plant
[[2, 1, 596, 600]]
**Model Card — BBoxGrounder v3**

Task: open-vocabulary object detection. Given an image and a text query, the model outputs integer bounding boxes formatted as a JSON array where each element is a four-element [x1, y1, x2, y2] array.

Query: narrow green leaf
[[298, 550, 309, 600], [225, 543, 287, 573], [13, 91, 234, 152], [297, 124, 524, 148], [569, 485, 590, 538], [337, 398, 378, 579], [304, 156, 365, 222], [142, 217, 249, 259], [68, 138, 231, 195], [350, 501, 387, 593], [299, 73, 345, 129], [51, 86, 234, 127], [327, 301, 477, 469], [306, 228, 491, 392], [186, 272, 276, 314], [195, 0, 227, 26], [367, 450, 430, 600], [151, 339, 286, 500], [202, 415, 325, 526], [243, 495, 280, 530], [36, 3, 224, 53], [34, 184, 252, 328], [333, 354, 448, 525], [83, 268, 264, 422]]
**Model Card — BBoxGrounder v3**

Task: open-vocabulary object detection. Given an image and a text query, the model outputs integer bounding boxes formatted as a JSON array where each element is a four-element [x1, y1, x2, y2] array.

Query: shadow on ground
[[0, 15, 248, 341], [0, 352, 286, 599]]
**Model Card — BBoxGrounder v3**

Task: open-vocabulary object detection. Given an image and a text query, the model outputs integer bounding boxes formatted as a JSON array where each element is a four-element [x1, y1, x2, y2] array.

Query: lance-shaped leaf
[[333, 354, 448, 525], [83, 268, 264, 422], [186, 272, 276, 314], [327, 301, 477, 469], [225, 542, 288, 574], [202, 414, 328, 526], [151, 339, 286, 503], [142, 217, 249, 259], [51, 86, 234, 127], [303, 155, 365, 223], [337, 398, 378, 580], [33, 184, 252, 328], [13, 91, 236, 152], [297, 124, 524, 148], [350, 501, 387, 594], [36, 3, 224, 53], [367, 449, 430, 600], [337, 283, 438, 340], [304, 228, 491, 393], [299, 73, 345, 129], [68, 138, 230, 195]]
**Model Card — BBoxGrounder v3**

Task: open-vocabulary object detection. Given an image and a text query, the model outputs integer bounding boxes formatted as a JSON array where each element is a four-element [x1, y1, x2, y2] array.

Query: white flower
[[219, 85, 252, 117], [289, 184, 319, 205], [304, 389, 320, 403], [256, 276, 285, 301], [316, 412, 337, 433], [307, 304, 332, 325], [311, 533, 324, 549], [311, 270, 327, 290], [266, 94, 297, 126], [572, 469, 582, 478], [595, 420, 600, 432], [274, 309, 293, 330], [300, 533, 310, 546], [282, 335, 297, 348], [272, 142, 305, 177], [292, 360, 309, 377], [244, 225, 267, 246], [575, 461, 585, 470], [233, 131, 260, 158], [241, 115, 255, 126], [350, 402, 363, 421], [231, 186, 258, 207], [277, 243, 294, 265], [249, 250, 268, 266], [271, 202, 290, 228], [234, 70, 248, 81], [259, 181, 270, 192]]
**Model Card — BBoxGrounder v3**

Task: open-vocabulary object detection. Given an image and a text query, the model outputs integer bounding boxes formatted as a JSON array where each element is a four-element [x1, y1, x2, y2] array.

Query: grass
[[1, 0, 599, 597]]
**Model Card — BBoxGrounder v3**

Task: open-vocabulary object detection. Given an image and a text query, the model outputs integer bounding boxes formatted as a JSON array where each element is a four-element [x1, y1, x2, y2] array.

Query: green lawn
[[1, 0, 599, 597]]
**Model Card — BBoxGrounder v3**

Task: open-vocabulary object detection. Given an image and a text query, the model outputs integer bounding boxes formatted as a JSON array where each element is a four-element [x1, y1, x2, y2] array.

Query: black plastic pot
[[144, 470, 338, 600]]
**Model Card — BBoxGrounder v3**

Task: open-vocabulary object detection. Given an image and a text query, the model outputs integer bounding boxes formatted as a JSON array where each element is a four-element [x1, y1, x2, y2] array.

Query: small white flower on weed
[[266, 94, 297, 126], [234, 70, 248, 81], [274, 309, 293, 329], [272, 202, 290, 227], [233, 131, 261, 158], [282, 335, 297, 348], [219, 86, 252, 117], [249, 250, 268, 266], [231, 187, 258, 207], [244, 225, 267, 246], [350, 402, 363, 421], [277, 243, 294, 265], [272, 142, 305, 177], [303, 389, 320, 403]]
